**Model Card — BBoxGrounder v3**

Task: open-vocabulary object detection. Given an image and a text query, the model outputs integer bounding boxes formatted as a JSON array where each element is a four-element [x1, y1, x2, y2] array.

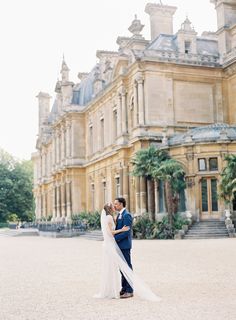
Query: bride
[[94, 203, 161, 301]]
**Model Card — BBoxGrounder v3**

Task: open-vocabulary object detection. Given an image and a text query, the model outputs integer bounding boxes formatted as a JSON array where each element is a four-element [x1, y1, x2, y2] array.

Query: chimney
[[36, 92, 51, 133], [145, 3, 177, 40]]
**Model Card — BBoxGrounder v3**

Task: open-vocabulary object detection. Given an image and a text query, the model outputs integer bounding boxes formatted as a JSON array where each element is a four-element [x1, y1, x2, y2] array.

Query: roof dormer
[[177, 17, 197, 54]]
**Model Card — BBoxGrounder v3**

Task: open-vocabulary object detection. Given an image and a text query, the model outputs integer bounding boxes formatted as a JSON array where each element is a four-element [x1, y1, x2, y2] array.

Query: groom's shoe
[[120, 292, 134, 299]]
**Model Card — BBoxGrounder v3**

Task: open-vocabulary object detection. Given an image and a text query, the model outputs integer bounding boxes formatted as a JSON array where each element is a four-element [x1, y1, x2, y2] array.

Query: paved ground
[[0, 235, 236, 320]]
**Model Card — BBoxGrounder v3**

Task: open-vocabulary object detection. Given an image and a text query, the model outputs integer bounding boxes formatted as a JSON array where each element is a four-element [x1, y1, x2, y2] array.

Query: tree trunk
[[164, 180, 174, 226], [147, 179, 155, 221], [172, 193, 179, 214]]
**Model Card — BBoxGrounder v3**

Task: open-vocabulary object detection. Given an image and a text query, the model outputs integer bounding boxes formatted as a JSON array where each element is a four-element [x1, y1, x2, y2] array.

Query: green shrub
[[173, 213, 189, 230], [0, 222, 9, 228], [133, 213, 189, 240], [156, 217, 174, 239], [72, 211, 101, 230], [7, 213, 19, 222], [133, 214, 157, 239]]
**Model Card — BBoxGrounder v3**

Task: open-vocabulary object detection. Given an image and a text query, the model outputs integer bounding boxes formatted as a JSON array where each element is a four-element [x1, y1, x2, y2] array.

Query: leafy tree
[[131, 146, 169, 220], [219, 154, 236, 210], [0, 148, 34, 222], [152, 159, 186, 226]]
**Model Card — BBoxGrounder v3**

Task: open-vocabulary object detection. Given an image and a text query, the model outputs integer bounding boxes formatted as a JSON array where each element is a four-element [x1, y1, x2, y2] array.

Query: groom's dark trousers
[[114, 209, 133, 294]]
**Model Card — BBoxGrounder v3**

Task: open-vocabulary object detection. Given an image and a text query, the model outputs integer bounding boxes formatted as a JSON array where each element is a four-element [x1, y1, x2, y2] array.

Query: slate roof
[[169, 123, 236, 146]]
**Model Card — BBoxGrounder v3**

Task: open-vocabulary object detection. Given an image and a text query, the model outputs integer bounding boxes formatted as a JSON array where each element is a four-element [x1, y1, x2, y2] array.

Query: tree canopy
[[219, 154, 236, 208], [0, 148, 34, 222]]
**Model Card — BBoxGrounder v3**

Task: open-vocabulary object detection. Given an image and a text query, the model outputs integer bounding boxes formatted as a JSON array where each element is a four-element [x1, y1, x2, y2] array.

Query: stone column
[[52, 134, 56, 168], [123, 166, 129, 208], [135, 176, 140, 214], [45, 152, 48, 178], [118, 94, 122, 136], [121, 87, 127, 134], [39, 154, 43, 179], [58, 132, 61, 164], [119, 168, 123, 196], [61, 125, 65, 163], [56, 185, 60, 220], [41, 152, 45, 177], [66, 181, 72, 220], [133, 81, 138, 127], [215, 82, 224, 123], [52, 185, 56, 221], [66, 121, 71, 158], [56, 129, 60, 165], [37, 194, 42, 220], [140, 177, 147, 214], [43, 192, 47, 218], [35, 193, 41, 219], [61, 182, 66, 218], [71, 120, 75, 158], [136, 73, 145, 125]]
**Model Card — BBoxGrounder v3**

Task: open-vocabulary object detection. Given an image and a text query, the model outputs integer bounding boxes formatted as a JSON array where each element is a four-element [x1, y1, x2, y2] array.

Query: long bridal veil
[[96, 209, 161, 301]]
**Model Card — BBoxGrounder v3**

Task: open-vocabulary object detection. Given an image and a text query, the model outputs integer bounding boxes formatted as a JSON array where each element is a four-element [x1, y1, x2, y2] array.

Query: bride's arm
[[108, 221, 130, 235]]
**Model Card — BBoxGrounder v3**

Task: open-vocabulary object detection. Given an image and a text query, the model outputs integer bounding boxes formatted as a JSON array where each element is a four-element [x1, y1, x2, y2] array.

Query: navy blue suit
[[114, 209, 133, 293]]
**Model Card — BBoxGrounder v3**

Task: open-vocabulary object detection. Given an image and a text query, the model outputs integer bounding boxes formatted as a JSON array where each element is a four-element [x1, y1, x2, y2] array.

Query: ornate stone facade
[[32, 1, 236, 222]]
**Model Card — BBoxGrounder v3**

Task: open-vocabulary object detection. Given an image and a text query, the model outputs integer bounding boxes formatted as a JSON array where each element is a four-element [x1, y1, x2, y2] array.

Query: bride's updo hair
[[104, 203, 113, 215]]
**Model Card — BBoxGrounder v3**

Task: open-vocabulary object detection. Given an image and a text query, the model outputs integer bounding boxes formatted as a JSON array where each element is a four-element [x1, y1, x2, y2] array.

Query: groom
[[114, 197, 133, 299]]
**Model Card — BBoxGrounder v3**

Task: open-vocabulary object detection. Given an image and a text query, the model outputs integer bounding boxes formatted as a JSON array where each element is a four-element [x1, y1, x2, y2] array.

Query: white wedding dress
[[94, 210, 161, 301]]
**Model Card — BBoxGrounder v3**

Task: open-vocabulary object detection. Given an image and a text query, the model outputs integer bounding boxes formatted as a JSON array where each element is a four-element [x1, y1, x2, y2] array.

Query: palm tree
[[219, 154, 236, 210], [131, 146, 169, 220], [152, 159, 186, 226]]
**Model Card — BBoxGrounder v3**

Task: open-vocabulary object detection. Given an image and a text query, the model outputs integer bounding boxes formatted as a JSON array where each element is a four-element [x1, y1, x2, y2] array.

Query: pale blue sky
[[0, 0, 217, 160]]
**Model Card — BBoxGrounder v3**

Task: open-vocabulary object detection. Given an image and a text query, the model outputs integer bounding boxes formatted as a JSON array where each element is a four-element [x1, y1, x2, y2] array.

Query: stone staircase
[[79, 230, 103, 241], [0, 229, 39, 237], [184, 220, 229, 239]]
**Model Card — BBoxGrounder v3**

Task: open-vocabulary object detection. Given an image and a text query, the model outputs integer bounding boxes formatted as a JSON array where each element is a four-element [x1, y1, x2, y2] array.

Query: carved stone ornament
[[186, 153, 194, 161]]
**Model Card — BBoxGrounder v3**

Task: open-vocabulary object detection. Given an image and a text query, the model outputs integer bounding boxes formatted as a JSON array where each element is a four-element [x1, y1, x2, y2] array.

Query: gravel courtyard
[[0, 236, 236, 320]]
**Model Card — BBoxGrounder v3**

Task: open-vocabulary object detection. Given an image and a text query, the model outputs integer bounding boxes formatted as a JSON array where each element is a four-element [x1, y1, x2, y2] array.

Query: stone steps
[[184, 220, 229, 239], [79, 230, 103, 241], [0, 229, 39, 237], [0, 229, 19, 237]]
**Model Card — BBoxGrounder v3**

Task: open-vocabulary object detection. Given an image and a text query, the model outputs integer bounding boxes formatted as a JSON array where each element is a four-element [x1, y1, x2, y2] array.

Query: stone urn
[[225, 209, 231, 221]]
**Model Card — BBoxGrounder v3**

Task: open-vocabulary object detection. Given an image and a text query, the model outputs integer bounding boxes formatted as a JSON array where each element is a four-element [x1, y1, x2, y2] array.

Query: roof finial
[[128, 14, 144, 38]]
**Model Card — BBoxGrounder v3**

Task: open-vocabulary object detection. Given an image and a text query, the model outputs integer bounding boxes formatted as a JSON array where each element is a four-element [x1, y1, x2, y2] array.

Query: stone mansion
[[32, 0, 236, 222]]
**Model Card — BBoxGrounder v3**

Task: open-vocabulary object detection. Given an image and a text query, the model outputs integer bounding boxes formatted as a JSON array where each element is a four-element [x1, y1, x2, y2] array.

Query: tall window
[[198, 158, 206, 171], [91, 184, 95, 211], [178, 189, 186, 212], [113, 109, 117, 140], [89, 125, 93, 155], [209, 158, 218, 171], [58, 134, 61, 163], [201, 178, 208, 212], [64, 130, 66, 159], [115, 177, 120, 197], [185, 41, 191, 54], [103, 181, 107, 203], [100, 118, 104, 150], [130, 97, 134, 129]]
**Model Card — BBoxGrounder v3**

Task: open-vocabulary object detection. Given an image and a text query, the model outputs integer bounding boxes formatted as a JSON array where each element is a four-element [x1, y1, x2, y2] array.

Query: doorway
[[200, 177, 219, 219]]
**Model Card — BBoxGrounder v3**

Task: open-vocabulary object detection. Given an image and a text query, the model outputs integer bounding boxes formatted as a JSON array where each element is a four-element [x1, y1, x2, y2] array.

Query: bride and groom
[[95, 197, 160, 301]]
